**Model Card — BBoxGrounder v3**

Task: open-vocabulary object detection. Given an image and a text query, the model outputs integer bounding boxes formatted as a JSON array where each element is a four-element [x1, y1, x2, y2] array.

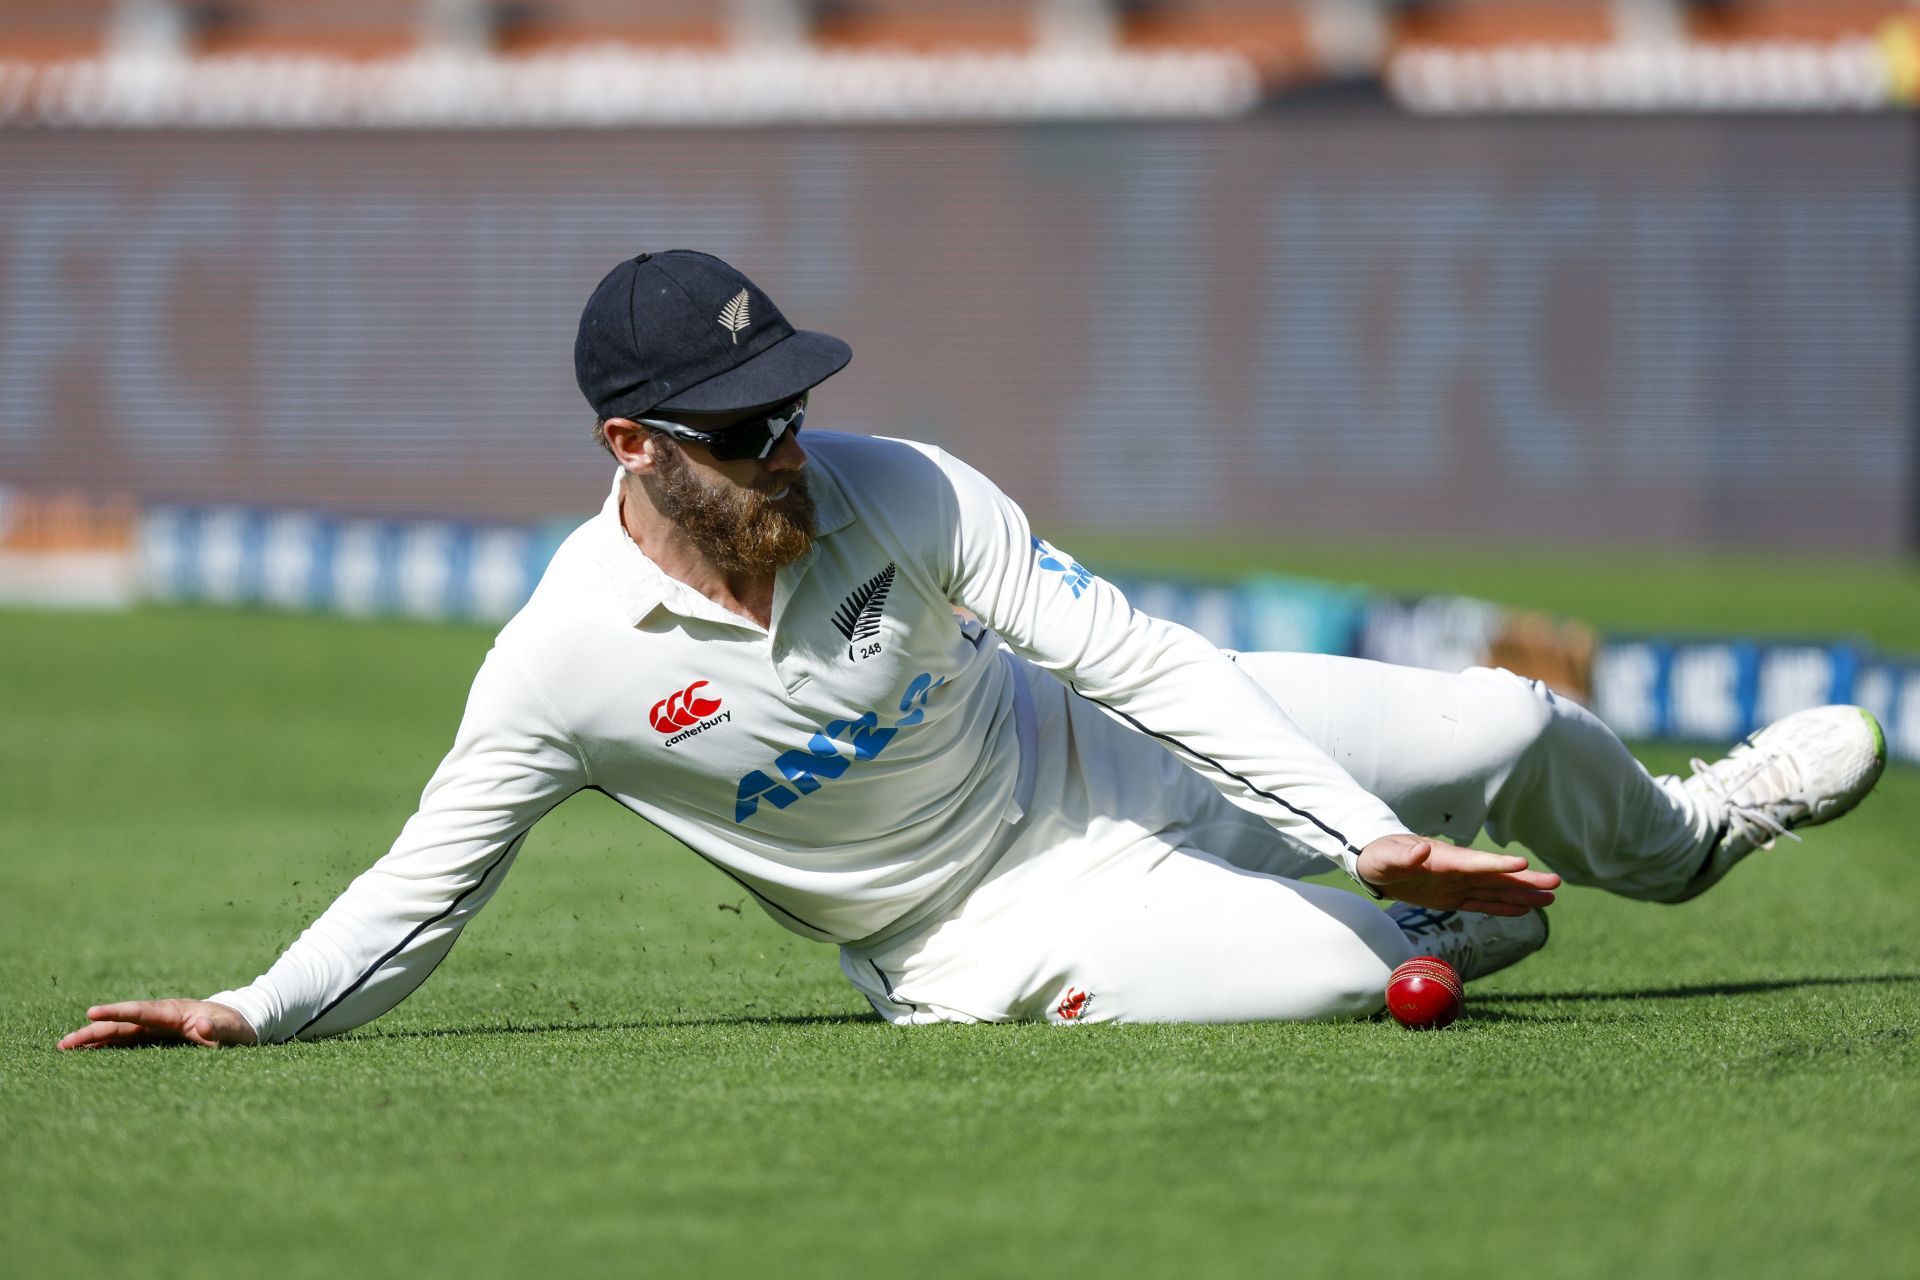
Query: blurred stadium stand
[[3, 2, 1919, 111]]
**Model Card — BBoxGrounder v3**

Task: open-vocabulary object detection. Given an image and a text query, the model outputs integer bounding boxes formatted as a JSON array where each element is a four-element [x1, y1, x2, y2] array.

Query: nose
[[765, 430, 807, 472]]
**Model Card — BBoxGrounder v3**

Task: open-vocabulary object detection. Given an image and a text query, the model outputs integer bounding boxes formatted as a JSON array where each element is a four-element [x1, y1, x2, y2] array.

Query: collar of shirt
[[591, 455, 858, 629]]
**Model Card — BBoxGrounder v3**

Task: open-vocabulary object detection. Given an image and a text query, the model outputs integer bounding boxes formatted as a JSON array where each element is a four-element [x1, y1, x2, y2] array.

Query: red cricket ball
[[1385, 957, 1464, 1030]]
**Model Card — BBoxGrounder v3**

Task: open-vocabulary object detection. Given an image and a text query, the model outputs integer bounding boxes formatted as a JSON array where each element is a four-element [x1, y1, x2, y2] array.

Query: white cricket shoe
[[1674, 705, 1886, 901], [1387, 902, 1549, 981]]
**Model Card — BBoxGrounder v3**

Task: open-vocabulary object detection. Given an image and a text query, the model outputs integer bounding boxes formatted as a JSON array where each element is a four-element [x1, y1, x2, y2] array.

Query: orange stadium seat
[[493, 0, 727, 55], [0, 0, 116, 61], [1686, 0, 1912, 42], [190, 0, 422, 59], [1117, 1, 1317, 83], [811, 0, 1041, 54], [1391, 0, 1615, 49]]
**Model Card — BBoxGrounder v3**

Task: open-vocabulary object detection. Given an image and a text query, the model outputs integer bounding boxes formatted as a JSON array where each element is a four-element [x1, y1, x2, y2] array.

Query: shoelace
[[1686, 747, 1805, 852]]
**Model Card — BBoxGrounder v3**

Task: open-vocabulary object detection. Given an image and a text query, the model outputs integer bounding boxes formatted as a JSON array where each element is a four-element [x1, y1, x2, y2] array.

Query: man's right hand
[[1358, 834, 1560, 916], [57, 999, 258, 1050]]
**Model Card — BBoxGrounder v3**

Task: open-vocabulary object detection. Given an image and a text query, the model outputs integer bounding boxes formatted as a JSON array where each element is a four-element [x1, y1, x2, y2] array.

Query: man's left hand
[[1358, 834, 1560, 915], [56, 999, 258, 1050]]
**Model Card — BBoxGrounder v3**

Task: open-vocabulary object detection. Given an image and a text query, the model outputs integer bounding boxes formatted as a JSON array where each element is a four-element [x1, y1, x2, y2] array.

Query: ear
[[602, 418, 659, 474]]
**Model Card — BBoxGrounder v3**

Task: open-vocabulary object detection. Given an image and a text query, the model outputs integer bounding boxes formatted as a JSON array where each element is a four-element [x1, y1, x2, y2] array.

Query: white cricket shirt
[[210, 432, 1410, 1041]]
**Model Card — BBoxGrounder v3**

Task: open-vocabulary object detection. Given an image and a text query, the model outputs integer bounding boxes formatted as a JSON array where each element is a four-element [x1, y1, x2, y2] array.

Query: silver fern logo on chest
[[831, 562, 896, 661]]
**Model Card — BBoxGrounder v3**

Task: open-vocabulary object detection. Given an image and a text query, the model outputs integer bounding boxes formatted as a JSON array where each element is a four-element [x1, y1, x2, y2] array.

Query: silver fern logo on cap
[[717, 289, 750, 343]]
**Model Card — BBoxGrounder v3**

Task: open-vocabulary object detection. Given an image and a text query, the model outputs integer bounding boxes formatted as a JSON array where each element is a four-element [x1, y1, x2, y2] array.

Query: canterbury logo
[[651, 680, 722, 734], [1055, 988, 1092, 1021], [717, 289, 750, 343], [831, 562, 895, 660]]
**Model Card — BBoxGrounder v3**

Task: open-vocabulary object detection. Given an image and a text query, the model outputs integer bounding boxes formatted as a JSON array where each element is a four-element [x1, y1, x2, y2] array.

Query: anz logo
[[1032, 535, 1093, 598], [733, 671, 948, 823]]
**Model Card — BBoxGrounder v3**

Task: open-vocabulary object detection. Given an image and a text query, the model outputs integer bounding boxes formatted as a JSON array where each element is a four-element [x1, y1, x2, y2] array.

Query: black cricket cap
[[575, 250, 852, 420]]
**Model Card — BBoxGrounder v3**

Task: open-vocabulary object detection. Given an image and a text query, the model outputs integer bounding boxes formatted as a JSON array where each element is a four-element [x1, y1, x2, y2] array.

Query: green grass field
[[4, 547, 1917, 1279]]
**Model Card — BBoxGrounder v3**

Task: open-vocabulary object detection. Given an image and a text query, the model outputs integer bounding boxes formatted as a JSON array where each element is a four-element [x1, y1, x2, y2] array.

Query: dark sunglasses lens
[[707, 399, 805, 462], [705, 434, 762, 462]]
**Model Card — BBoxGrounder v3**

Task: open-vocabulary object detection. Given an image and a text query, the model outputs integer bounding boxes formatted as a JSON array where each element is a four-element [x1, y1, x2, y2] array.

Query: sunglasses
[[637, 395, 807, 463]]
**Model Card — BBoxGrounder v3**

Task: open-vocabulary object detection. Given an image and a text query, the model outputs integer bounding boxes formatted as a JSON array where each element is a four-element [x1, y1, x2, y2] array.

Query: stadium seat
[[492, 0, 728, 56], [1390, 0, 1615, 49], [1117, 0, 1318, 83], [0, 0, 117, 61], [1685, 0, 1913, 42], [811, 0, 1042, 54], [189, 0, 423, 59]]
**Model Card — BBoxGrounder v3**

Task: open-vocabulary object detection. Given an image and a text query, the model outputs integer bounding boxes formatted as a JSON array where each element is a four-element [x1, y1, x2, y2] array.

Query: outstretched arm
[[921, 445, 1555, 910], [59, 646, 590, 1049]]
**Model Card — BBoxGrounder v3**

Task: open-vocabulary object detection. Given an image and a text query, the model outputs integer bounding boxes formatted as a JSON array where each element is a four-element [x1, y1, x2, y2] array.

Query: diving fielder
[[61, 251, 1886, 1047]]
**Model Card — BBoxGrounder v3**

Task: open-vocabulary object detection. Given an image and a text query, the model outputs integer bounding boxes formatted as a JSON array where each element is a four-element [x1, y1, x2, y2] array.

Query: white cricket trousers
[[841, 652, 1715, 1026]]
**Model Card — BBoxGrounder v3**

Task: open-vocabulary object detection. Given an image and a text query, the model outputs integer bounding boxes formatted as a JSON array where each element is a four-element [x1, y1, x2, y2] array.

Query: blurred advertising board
[[114, 501, 1919, 764], [1594, 638, 1918, 763], [1, 112, 1912, 552], [138, 505, 566, 622]]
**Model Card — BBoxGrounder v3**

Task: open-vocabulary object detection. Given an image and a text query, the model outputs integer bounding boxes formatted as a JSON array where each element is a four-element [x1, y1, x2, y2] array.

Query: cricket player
[[60, 251, 1886, 1048]]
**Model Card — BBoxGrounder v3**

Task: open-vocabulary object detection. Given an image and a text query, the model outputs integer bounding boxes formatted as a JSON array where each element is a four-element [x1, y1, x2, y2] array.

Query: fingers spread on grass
[[62, 1001, 202, 1050], [58, 1021, 151, 1050]]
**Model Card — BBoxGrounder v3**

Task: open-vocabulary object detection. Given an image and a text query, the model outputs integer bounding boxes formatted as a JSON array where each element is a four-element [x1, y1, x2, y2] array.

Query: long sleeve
[[925, 446, 1410, 885], [207, 646, 591, 1042]]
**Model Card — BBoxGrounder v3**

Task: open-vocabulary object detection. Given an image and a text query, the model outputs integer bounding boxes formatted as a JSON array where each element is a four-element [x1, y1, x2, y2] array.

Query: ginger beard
[[640, 437, 817, 574]]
